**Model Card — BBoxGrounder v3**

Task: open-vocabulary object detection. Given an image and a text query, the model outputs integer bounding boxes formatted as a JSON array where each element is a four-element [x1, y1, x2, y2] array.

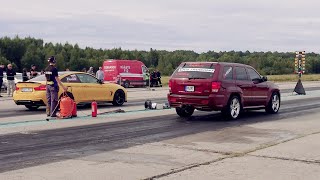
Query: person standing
[[143, 70, 150, 87], [30, 64, 38, 79], [45, 56, 67, 117], [151, 70, 158, 87], [0, 64, 4, 97], [6, 64, 16, 97], [87, 67, 94, 75], [156, 69, 162, 87], [96, 67, 104, 81], [22, 68, 29, 81]]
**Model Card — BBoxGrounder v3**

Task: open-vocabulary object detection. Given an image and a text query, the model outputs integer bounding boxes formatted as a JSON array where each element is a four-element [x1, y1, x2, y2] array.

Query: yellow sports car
[[13, 71, 127, 110]]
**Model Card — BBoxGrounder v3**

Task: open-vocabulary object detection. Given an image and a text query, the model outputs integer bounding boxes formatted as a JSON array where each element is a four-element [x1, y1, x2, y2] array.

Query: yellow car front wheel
[[112, 90, 125, 106]]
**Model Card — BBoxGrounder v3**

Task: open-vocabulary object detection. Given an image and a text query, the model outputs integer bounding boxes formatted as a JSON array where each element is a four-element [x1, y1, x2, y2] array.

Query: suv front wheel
[[266, 92, 280, 114], [222, 96, 241, 120], [176, 106, 195, 117]]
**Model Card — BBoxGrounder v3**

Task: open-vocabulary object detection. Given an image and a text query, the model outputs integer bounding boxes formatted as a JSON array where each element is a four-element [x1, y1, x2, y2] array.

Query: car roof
[[28, 71, 94, 82], [58, 71, 79, 75], [58, 71, 91, 76], [182, 62, 253, 68]]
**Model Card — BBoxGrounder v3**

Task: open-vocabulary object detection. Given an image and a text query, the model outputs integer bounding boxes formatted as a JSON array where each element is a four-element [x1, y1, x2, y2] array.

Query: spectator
[[65, 68, 70, 71], [6, 64, 16, 97], [82, 68, 87, 72], [22, 68, 29, 81], [144, 70, 150, 87], [40, 70, 45, 75], [156, 69, 162, 87], [30, 64, 38, 79], [96, 67, 104, 81], [87, 67, 94, 75], [0, 64, 4, 97], [150, 70, 158, 87]]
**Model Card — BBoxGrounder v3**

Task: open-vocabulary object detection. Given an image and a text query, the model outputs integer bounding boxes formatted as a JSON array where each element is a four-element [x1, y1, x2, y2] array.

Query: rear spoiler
[[181, 62, 215, 68]]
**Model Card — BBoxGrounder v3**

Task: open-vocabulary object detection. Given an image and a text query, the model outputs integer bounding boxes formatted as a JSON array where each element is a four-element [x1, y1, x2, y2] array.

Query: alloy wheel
[[230, 98, 240, 119], [271, 94, 280, 112]]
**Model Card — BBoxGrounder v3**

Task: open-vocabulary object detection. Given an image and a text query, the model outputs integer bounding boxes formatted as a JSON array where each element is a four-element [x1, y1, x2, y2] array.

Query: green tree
[[21, 43, 43, 71], [0, 55, 10, 66]]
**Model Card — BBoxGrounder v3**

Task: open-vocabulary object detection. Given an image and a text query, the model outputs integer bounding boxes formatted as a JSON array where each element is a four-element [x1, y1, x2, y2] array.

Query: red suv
[[168, 62, 280, 119]]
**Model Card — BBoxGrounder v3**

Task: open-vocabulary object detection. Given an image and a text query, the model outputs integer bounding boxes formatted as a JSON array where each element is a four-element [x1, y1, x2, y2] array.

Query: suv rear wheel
[[176, 106, 194, 117], [222, 96, 241, 120], [266, 92, 280, 114], [123, 80, 130, 88]]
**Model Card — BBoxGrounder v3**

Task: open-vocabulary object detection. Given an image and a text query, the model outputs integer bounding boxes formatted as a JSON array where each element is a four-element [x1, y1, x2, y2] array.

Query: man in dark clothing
[[6, 64, 16, 97], [156, 69, 162, 87], [150, 71, 156, 87], [30, 64, 38, 79], [45, 56, 67, 117], [0, 64, 4, 97], [22, 68, 29, 81]]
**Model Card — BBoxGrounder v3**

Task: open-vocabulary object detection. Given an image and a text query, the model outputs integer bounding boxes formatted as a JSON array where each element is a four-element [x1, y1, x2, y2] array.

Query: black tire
[[25, 105, 40, 110], [123, 80, 130, 88], [176, 106, 195, 117], [112, 90, 125, 106], [222, 95, 241, 120], [266, 92, 280, 114]]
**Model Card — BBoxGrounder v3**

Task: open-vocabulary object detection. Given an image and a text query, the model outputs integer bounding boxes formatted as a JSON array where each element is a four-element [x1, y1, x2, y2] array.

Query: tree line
[[1, 36, 320, 75]]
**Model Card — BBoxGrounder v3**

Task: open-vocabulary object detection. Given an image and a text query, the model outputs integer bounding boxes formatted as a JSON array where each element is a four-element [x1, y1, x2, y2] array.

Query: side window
[[246, 68, 261, 81], [235, 67, 248, 81], [222, 66, 233, 80], [76, 74, 98, 83], [61, 74, 81, 83]]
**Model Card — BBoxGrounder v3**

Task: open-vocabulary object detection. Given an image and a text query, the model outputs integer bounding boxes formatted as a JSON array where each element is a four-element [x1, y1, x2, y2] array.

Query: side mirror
[[262, 76, 268, 82], [252, 78, 261, 84], [253, 76, 267, 84]]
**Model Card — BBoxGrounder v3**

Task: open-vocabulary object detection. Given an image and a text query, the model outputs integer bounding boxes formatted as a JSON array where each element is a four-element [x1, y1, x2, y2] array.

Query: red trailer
[[102, 59, 149, 88]]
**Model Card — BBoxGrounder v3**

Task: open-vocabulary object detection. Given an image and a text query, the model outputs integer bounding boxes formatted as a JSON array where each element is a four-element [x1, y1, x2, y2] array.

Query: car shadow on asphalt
[[176, 109, 297, 124]]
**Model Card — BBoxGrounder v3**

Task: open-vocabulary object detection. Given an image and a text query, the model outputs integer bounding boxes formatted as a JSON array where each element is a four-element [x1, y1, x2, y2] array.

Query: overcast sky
[[0, 0, 319, 52]]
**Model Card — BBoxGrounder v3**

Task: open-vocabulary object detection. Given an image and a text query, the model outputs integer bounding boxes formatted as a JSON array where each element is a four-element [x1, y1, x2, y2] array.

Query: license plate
[[185, 86, 194, 92], [21, 88, 33, 92]]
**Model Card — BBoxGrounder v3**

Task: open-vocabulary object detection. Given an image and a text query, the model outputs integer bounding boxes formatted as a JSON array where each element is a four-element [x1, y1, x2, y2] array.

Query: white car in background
[[1, 73, 23, 90]]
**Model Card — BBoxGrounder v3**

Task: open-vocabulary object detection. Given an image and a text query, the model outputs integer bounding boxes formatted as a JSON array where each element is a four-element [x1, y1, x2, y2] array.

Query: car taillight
[[169, 80, 172, 88], [34, 85, 46, 91], [211, 82, 221, 93], [15, 87, 20, 91]]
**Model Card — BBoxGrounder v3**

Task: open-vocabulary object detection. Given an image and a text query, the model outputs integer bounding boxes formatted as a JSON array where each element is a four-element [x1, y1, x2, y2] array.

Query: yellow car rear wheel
[[25, 105, 40, 110]]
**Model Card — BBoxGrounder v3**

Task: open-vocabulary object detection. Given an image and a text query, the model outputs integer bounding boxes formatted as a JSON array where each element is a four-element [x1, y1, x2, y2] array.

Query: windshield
[[171, 63, 216, 79]]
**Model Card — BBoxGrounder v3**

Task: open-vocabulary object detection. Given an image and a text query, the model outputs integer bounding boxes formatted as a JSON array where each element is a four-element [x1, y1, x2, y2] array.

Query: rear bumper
[[15, 100, 46, 106], [167, 93, 226, 111]]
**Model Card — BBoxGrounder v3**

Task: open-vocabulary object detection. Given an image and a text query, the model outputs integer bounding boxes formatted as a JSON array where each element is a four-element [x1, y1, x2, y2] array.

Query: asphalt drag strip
[[0, 97, 320, 173]]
